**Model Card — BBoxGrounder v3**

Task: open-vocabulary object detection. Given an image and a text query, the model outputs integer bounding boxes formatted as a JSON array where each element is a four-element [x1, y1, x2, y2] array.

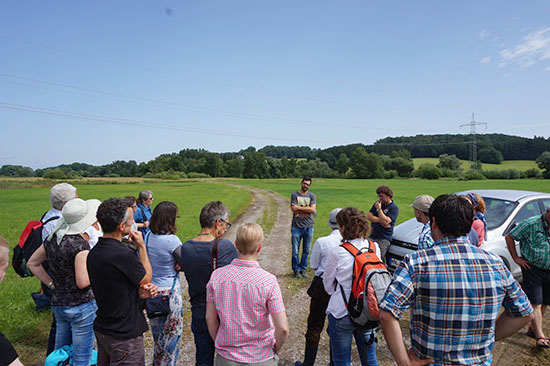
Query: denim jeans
[[52, 300, 97, 366], [191, 317, 215, 366], [328, 314, 378, 366], [291, 226, 314, 273]]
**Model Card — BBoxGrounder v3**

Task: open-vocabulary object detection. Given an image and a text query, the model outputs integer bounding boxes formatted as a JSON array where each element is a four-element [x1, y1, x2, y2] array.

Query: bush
[[478, 147, 503, 164], [437, 154, 462, 171], [483, 169, 520, 179], [463, 170, 486, 180], [187, 172, 211, 179], [382, 170, 398, 179], [42, 168, 67, 179], [524, 168, 542, 178], [439, 167, 459, 178], [415, 164, 441, 180]]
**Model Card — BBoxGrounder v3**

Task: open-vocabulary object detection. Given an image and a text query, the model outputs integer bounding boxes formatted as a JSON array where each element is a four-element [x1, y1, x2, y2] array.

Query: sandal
[[536, 337, 550, 349]]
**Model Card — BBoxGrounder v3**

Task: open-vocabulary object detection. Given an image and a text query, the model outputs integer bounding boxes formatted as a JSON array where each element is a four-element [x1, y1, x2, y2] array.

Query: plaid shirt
[[380, 236, 532, 366], [509, 214, 550, 270], [206, 259, 285, 363], [417, 221, 434, 249]]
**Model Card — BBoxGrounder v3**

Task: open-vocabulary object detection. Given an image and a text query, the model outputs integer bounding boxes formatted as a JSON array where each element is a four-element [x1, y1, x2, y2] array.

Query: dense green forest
[[1, 134, 549, 179]]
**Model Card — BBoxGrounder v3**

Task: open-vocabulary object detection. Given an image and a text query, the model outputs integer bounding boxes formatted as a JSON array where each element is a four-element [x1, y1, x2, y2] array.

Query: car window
[[506, 200, 542, 234], [541, 199, 550, 211], [483, 197, 517, 230]]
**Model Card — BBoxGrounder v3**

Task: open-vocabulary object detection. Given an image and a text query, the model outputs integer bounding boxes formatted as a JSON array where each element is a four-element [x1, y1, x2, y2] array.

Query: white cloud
[[545, 66, 550, 72], [480, 56, 491, 64], [500, 27, 550, 68], [497, 62, 507, 68], [479, 29, 489, 40]]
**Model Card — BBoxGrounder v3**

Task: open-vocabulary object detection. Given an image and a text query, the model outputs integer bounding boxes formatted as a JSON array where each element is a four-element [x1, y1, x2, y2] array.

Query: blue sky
[[1, 1, 549, 168]]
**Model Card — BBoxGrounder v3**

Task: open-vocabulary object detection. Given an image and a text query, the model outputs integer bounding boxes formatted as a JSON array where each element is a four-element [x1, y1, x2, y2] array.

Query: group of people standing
[[292, 177, 547, 366], [1, 178, 549, 366]]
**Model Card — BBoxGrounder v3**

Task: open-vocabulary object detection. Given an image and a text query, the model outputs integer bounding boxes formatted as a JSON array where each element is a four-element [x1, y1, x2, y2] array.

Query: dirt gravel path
[[145, 184, 548, 366]]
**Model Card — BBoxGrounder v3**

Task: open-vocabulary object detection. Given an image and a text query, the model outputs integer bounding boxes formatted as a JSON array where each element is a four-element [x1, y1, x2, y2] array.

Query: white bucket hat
[[48, 198, 101, 244]]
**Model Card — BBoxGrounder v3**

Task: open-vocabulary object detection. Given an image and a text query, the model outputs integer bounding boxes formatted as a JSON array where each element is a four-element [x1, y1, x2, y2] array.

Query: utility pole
[[460, 113, 487, 170]]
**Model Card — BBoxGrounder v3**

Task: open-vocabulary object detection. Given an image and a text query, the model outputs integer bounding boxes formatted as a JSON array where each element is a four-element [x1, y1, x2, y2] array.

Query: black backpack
[[12, 212, 59, 277]]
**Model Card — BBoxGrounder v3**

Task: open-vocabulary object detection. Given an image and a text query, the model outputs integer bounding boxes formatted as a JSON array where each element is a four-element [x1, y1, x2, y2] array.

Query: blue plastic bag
[[45, 345, 98, 366]]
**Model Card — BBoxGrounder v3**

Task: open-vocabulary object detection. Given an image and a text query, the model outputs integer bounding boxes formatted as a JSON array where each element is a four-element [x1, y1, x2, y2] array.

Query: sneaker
[[300, 270, 308, 278], [293, 271, 300, 278]]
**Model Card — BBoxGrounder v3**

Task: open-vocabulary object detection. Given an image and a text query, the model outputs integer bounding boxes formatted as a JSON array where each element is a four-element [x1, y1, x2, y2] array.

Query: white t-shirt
[[323, 237, 381, 319], [309, 229, 343, 277]]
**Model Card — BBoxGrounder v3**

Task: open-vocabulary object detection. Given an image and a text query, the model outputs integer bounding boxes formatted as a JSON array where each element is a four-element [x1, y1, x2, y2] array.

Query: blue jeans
[[328, 314, 378, 366], [52, 300, 97, 366], [291, 226, 314, 273], [191, 317, 215, 366]]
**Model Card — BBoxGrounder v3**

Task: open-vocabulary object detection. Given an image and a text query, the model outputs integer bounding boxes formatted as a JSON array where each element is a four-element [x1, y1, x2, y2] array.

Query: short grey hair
[[138, 190, 153, 202], [50, 183, 77, 210], [199, 201, 230, 228]]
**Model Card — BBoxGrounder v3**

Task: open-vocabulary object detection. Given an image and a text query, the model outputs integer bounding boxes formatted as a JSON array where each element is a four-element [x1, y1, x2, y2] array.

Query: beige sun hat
[[328, 208, 342, 229], [48, 198, 101, 244], [410, 195, 434, 213]]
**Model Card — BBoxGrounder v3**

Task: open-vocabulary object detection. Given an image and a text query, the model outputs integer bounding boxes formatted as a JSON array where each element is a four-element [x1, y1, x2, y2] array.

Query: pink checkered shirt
[[206, 258, 286, 363]]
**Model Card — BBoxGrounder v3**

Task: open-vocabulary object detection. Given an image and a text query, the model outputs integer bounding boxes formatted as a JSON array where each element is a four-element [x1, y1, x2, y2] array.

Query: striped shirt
[[417, 221, 434, 249], [206, 259, 285, 363], [380, 236, 532, 366], [509, 214, 550, 270]]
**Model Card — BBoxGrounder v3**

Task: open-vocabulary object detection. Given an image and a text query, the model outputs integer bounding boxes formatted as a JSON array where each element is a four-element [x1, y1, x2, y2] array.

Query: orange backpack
[[339, 241, 392, 329]]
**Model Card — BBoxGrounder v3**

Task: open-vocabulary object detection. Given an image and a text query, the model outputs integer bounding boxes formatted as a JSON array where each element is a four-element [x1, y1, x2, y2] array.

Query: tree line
[[1, 134, 549, 179]]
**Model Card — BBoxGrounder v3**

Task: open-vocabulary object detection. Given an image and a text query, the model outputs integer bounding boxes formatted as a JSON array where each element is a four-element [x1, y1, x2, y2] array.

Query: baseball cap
[[410, 195, 434, 213]]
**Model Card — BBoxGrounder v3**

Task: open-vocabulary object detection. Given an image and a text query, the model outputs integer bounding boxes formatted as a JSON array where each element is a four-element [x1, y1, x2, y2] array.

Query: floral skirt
[[149, 283, 183, 366]]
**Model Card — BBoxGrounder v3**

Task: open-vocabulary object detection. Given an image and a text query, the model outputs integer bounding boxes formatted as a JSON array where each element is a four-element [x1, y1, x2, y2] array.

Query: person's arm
[[380, 310, 434, 366], [377, 207, 392, 227], [495, 310, 534, 341], [293, 203, 317, 214], [505, 234, 531, 269], [27, 244, 54, 289], [367, 202, 382, 224], [271, 311, 289, 354], [129, 230, 153, 284], [322, 248, 339, 294], [205, 301, 219, 341], [74, 250, 91, 289], [309, 239, 321, 270]]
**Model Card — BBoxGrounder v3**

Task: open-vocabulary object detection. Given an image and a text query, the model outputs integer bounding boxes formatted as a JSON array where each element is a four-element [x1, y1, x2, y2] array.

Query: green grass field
[[2, 177, 550, 363], [413, 158, 540, 171], [0, 179, 251, 363]]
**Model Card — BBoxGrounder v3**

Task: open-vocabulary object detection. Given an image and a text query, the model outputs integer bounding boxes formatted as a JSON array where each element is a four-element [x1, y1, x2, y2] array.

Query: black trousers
[[305, 275, 331, 346]]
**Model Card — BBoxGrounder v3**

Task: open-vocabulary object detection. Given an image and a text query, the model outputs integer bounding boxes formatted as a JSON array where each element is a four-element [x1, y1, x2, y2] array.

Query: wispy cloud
[[0, 154, 13, 159], [479, 29, 489, 40], [500, 27, 550, 68], [480, 56, 491, 64], [545, 66, 550, 72]]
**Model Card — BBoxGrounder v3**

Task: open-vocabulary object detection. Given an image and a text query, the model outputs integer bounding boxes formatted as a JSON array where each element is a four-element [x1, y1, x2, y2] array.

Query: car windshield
[[482, 197, 518, 230]]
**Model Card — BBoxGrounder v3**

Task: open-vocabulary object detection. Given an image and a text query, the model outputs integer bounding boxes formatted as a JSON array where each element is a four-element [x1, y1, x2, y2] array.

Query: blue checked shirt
[[380, 236, 533, 366], [417, 221, 434, 249]]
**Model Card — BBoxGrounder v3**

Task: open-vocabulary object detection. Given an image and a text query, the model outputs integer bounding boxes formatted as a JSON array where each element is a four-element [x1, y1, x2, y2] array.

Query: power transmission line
[[460, 113, 487, 170], [0, 101, 329, 144]]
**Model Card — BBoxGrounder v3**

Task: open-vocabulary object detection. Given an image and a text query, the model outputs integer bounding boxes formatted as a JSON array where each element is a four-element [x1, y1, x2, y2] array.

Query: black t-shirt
[[44, 234, 94, 306], [369, 201, 399, 241], [178, 238, 237, 321], [87, 237, 148, 339]]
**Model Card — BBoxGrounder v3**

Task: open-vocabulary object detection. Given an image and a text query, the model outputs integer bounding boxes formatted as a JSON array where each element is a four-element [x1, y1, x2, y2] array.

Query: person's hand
[[129, 230, 145, 249], [291, 204, 300, 213], [374, 201, 382, 210], [174, 263, 182, 272], [513, 256, 531, 269], [408, 348, 434, 366], [144, 220, 150, 228], [139, 283, 158, 298]]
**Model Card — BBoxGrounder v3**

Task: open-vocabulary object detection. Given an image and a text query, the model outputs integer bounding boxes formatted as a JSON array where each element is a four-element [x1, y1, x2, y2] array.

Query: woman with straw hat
[[28, 198, 101, 366]]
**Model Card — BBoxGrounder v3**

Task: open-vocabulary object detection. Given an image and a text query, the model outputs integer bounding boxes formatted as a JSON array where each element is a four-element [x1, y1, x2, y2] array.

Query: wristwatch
[[47, 281, 54, 289]]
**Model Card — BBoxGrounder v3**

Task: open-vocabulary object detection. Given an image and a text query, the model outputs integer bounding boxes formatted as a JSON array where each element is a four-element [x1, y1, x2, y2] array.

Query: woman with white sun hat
[[28, 198, 101, 365]]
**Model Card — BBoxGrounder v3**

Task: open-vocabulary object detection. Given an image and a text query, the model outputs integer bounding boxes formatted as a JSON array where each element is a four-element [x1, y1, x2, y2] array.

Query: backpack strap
[[42, 215, 60, 225], [139, 205, 147, 223], [211, 238, 220, 273], [338, 241, 356, 307]]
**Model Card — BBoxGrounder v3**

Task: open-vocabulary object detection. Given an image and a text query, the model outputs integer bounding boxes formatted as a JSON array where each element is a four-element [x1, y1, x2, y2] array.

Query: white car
[[386, 189, 550, 280]]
